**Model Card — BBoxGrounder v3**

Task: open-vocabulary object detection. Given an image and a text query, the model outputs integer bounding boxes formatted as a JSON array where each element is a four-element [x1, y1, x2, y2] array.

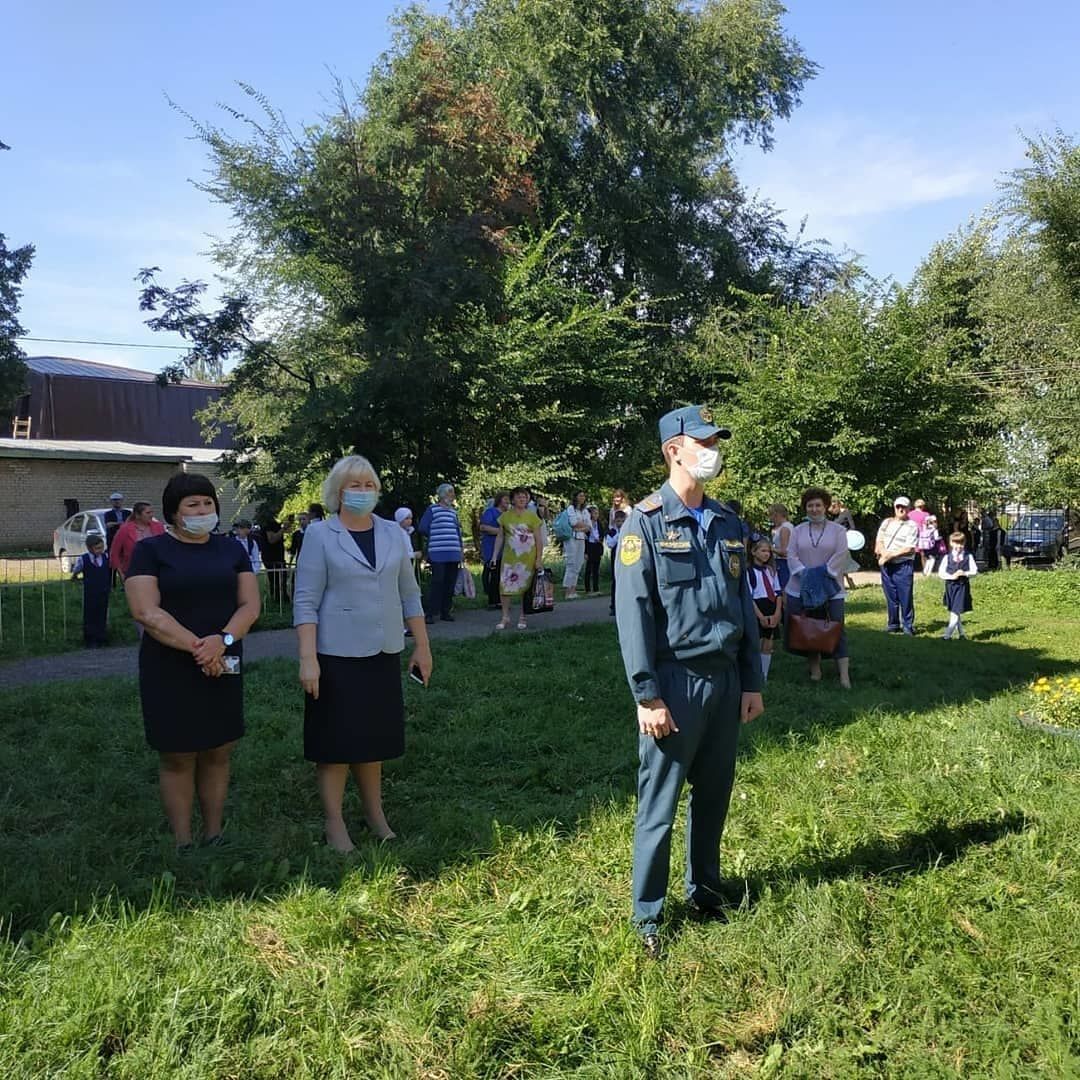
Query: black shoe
[[176, 842, 195, 854], [609, 609, 616, 617], [424, 615, 434, 624], [441, 614, 455, 622], [202, 834, 225, 848], [641, 933, 662, 960]]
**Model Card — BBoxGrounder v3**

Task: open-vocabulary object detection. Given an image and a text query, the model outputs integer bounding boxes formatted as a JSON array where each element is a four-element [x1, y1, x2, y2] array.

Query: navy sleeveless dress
[[942, 552, 974, 614], [128, 533, 252, 752]]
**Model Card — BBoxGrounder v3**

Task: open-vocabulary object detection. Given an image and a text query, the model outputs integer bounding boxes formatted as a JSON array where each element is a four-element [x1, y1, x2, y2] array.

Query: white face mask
[[181, 512, 218, 536], [684, 444, 723, 482]]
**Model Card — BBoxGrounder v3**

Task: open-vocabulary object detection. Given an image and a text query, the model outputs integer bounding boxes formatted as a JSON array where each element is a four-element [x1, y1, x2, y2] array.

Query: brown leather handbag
[[787, 609, 843, 655]]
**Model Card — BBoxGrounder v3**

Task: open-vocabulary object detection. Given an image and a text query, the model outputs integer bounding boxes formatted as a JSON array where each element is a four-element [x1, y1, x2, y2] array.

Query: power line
[[16, 335, 188, 352]]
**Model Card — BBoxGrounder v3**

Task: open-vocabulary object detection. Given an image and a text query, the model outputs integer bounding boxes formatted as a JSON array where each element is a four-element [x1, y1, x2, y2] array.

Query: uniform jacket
[[615, 482, 763, 703], [292, 515, 423, 657]]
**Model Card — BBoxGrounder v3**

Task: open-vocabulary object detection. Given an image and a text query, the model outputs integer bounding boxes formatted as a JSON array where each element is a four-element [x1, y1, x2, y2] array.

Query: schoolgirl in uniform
[[747, 537, 783, 682], [938, 530, 978, 639]]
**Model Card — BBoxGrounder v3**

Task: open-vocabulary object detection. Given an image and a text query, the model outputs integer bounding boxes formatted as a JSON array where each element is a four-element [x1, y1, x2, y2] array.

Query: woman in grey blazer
[[294, 455, 432, 851]]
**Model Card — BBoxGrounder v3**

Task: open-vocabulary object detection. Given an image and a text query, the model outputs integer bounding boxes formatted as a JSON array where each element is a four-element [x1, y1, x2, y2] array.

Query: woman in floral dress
[[490, 486, 544, 631]]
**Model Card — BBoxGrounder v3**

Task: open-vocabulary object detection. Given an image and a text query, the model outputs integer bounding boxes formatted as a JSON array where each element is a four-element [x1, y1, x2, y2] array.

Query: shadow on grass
[[1, 613, 1076, 938], [667, 812, 1032, 926]]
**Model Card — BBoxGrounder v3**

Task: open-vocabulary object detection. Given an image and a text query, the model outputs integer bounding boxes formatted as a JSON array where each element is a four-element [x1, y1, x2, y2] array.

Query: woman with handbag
[[784, 487, 852, 688]]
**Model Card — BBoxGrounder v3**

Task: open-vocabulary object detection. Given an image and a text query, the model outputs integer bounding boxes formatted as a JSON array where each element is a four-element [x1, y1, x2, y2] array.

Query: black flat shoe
[[202, 834, 225, 848], [440, 614, 455, 622], [176, 842, 195, 854]]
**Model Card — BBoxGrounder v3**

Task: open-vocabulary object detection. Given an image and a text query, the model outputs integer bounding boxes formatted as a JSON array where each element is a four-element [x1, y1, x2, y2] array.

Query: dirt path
[[0, 594, 618, 688]]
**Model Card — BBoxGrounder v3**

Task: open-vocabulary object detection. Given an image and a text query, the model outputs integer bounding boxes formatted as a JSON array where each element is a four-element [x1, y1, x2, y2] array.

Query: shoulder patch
[[620, 534, 643, 566], [635, 491, 663, 514]]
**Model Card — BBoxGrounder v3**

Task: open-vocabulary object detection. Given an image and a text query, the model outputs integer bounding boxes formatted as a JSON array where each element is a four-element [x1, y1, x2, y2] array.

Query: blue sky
[[5, 1, 1079, 374]]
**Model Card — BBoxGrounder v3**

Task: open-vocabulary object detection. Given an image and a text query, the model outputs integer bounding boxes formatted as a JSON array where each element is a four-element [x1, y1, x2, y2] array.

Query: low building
[[11, 355, 230, 447], [0, 439, 255, 551], [2, 355, 251, 551]]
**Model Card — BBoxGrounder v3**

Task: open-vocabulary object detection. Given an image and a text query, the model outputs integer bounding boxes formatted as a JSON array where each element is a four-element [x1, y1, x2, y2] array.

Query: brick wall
[[0, 456, 256, 552]]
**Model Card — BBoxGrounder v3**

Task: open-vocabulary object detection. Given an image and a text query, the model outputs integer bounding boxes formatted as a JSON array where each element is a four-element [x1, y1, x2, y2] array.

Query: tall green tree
[[997, 132, 1080, 503], [0, 232, 33, 422], [143, 0, 831, 510], [692, 280, 1005, 519]]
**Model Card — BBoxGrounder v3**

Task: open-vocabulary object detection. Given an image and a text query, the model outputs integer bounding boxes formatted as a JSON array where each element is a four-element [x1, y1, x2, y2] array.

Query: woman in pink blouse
[[784, 486, 852, 688]]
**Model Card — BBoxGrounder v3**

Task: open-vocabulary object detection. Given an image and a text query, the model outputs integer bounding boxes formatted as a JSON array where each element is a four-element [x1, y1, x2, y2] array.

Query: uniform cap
[[658, 405, 731, 446], [110, 491, 124, 500]]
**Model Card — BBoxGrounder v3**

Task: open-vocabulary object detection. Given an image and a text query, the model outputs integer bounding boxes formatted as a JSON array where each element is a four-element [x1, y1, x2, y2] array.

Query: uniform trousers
[[562, 537, 585, 589], [880, 559, 915, 632], [632, 658, 741, 935], [425, 560, 458, 619], [584, 540, 604, 592]]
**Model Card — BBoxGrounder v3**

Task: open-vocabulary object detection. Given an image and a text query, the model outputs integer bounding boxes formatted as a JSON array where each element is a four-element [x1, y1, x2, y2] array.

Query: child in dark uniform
[[746, 537, 783, 682], [605, 509, 627, 615], [72, 533, 111, 646], [938, 530, 978, 639]]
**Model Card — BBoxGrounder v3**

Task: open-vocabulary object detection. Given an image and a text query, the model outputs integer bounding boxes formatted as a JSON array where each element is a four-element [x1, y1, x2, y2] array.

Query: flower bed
[[1019, 675, 1080, 740]]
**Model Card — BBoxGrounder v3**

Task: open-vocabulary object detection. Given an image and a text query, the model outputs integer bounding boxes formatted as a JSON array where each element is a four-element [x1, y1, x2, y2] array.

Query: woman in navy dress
[[125, 473, 261, 851]]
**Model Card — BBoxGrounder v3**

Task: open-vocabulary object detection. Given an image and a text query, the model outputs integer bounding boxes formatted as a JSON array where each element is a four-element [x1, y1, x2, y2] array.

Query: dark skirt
[[943, 578, 973, 614], [753, 597, 779, 639], [304, 651, 405, 764], [140, 639, 244, 753]]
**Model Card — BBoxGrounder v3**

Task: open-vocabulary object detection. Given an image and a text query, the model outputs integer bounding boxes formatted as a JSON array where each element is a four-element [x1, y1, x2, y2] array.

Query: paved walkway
[[0, 594, 618, 688]]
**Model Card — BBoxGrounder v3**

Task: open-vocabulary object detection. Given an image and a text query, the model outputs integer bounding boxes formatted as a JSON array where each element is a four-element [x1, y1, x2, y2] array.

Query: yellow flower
[[1037, 677, 1049, 685]]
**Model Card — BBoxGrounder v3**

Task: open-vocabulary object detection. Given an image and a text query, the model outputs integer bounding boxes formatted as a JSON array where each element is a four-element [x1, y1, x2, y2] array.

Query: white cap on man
[[110, 491, 124, 501], [893, 496, 911, 507]]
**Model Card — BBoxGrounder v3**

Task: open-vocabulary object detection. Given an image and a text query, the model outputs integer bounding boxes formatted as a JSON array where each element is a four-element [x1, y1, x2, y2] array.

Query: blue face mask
[[342, 490, 378, 515]]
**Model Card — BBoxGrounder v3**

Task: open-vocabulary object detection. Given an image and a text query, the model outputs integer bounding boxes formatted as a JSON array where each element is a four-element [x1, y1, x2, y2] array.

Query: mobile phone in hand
[[408, 665, 426, 686]]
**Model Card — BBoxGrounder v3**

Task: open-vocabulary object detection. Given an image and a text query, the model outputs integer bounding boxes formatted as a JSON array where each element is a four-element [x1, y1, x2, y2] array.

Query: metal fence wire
[[0, 564, 295, 651]]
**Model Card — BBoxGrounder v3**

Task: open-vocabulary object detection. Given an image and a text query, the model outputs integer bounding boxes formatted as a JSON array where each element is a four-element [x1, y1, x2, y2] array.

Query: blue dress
[[942, 552, 974, 614], [127, 533, 252, 752]]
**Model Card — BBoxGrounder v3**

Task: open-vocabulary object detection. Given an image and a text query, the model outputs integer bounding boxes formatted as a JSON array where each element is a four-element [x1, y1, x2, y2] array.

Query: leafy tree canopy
[[142, 0, 833, 512], [0, 233, 33, 421]]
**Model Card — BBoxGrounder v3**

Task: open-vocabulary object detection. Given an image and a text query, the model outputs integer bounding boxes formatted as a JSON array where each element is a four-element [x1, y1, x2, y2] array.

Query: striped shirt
[[876, 518, 919, 559], [417, 503, 464, 561]]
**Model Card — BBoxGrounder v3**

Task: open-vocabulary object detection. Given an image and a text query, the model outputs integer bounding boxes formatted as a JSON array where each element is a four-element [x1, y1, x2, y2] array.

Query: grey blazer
[[292, 515, 423, 657]]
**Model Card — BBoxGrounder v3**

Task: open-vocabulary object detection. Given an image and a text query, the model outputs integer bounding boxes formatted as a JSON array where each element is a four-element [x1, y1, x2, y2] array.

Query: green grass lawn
[[1, 572, 1078, 1076]]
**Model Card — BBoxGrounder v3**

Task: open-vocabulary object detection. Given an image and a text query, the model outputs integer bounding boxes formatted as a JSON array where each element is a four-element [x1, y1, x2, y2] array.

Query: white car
[[53, 508, 126, 572]]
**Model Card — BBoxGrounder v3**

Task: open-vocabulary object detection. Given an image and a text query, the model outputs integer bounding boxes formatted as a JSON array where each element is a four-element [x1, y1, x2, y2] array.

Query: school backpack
[[552, 507, 574, 543]]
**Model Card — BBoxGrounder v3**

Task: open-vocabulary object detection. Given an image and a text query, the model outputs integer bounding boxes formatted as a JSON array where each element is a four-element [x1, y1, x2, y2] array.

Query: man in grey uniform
[[615, 405, 765, 958]]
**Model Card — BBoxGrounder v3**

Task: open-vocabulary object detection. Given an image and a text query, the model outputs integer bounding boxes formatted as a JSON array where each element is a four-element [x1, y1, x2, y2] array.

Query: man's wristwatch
[[220, 631, 235, 647]]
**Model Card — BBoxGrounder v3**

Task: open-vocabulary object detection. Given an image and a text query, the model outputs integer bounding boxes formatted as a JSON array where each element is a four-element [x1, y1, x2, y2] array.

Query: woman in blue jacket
[[294, 455, 433, 851]]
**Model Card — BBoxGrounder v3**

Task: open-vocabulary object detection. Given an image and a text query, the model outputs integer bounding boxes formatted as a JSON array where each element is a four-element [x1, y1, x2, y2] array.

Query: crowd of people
[[75, 411, 999, 957]]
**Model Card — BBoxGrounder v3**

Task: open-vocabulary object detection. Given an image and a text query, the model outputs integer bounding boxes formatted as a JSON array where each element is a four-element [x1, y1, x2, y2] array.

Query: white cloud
[[734, 116, 1013, 248]]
